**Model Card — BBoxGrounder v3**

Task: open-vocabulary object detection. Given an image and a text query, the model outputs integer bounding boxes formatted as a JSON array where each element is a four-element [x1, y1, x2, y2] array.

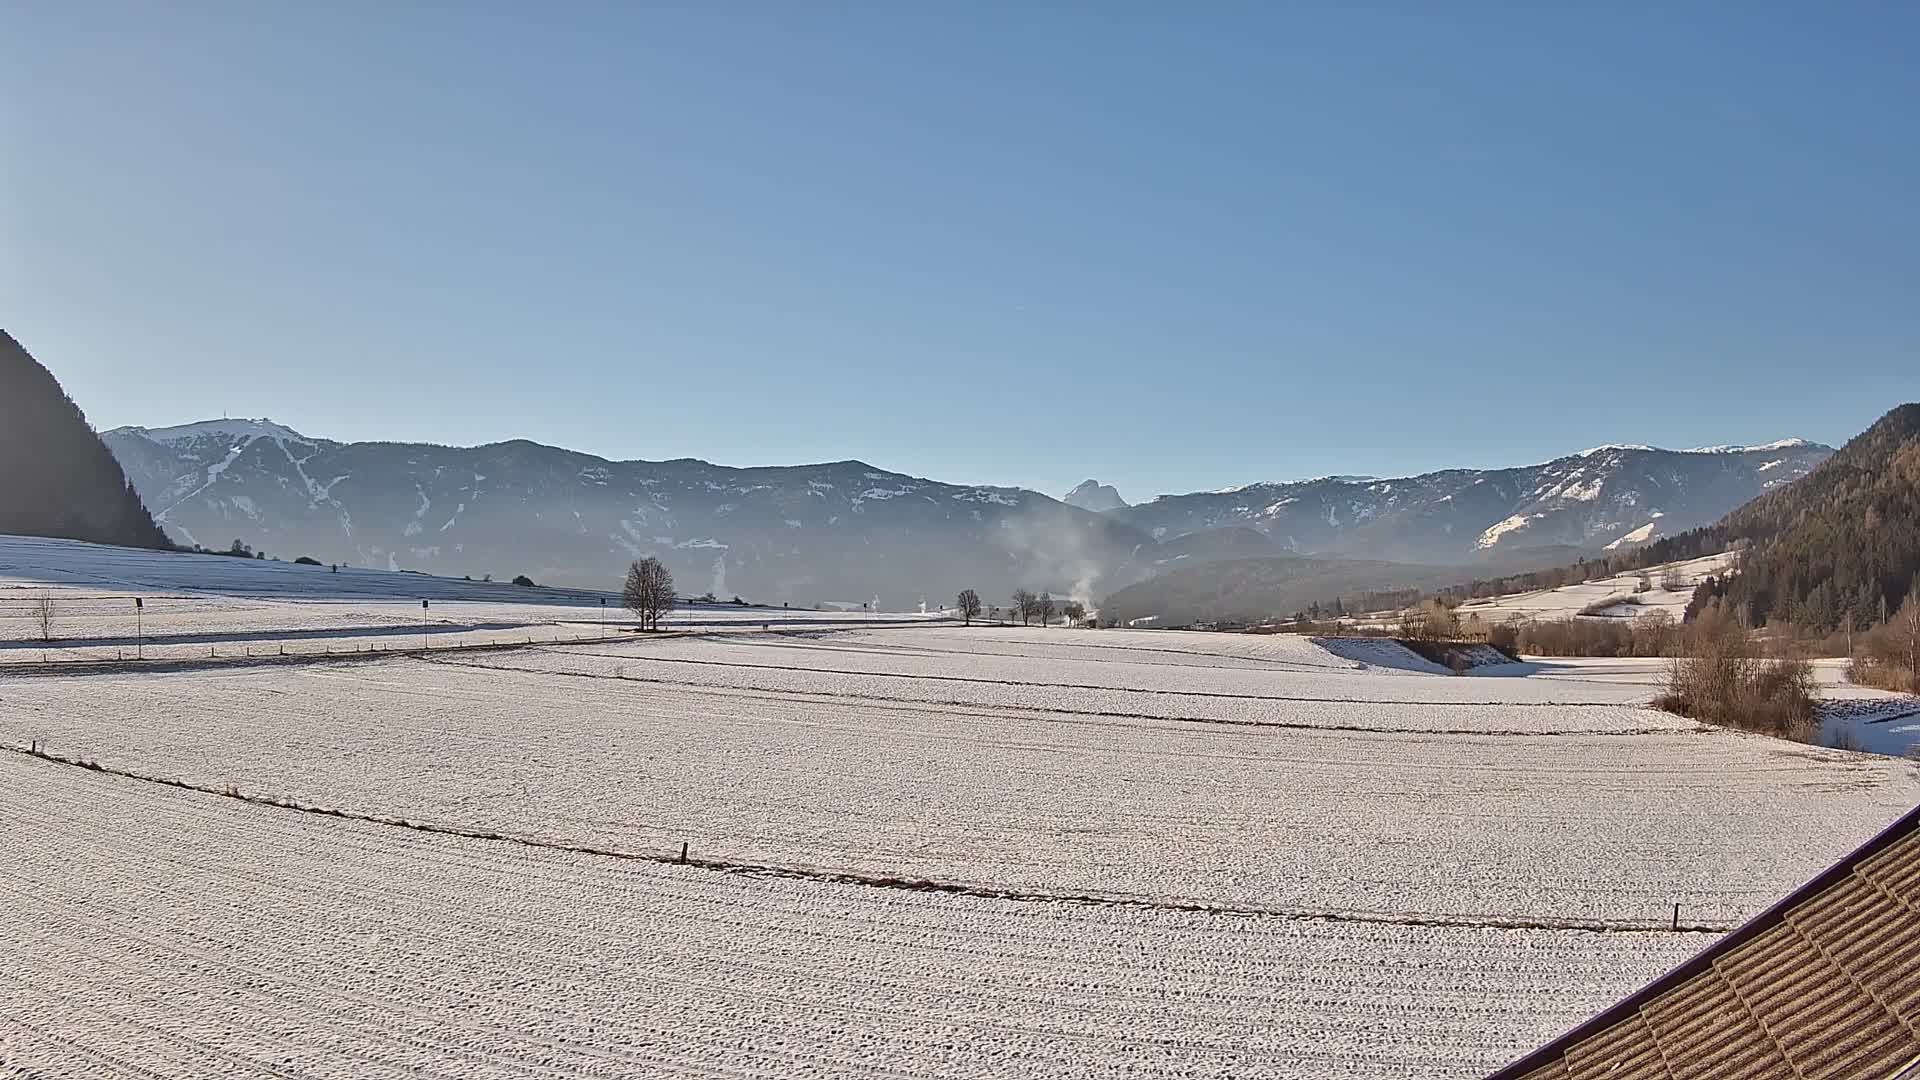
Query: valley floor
[[0, 535, 940, 663], [2, 538, 1918, 1078]]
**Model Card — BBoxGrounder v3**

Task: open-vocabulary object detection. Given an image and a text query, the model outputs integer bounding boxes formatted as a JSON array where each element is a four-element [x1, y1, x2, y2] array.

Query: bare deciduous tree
[[1011, 588, 1035, 627], [956, 589, 982, 626], [1856, 579, 1920, 694], [623, 557, 677, 631], [1398, 598, 1458, 640], [1630, 609, 1677, 657], [1037, 591, 1057, 627], [1062, 600, 1087, 626], [32, 593, 55, 642], [1900, 593, 1920, 693]]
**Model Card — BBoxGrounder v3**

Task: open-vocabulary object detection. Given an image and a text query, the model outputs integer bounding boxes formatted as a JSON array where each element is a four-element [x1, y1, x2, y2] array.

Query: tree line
[[952, 587, 1085, 627]]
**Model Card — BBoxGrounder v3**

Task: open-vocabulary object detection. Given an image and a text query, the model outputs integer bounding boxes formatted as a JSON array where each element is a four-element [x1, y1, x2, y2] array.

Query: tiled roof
[[1492, 805, 1920, 1080]]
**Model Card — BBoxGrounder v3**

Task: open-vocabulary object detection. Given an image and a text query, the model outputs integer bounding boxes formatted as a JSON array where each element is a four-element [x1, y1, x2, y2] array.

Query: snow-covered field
[[5, 630, 1912, 930], [0, 535, 942, 661], [0, 750, 1699, 1080], [3, 539, 1918, 1078]]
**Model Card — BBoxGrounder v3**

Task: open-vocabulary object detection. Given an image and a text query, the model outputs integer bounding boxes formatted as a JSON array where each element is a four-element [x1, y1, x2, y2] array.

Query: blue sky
[[5, 3, 1916, 501]]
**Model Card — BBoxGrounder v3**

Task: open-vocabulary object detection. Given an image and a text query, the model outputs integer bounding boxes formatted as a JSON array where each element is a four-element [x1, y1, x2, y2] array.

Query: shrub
[[1397, 599, 1460, 639], [1486, 621, 1521, 655], [1848, 656, 1917, 694], [1577, 594, 1640, 617], [1629, 609, 1677, 657], [512, 575, 535, 587], [1850, 598, 1920, 694], [1515, 617, 1634, 657], [1653, 612, 1818, 739], [294, 556, 322, 566]]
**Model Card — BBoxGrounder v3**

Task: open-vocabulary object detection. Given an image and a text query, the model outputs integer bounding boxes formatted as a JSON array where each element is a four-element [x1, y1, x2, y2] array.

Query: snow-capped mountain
[[1111, 441, 1832, 565], [103, 420, 1832, 606], [103, 420, 1148, 606], [1062, 479, 1127, 513]]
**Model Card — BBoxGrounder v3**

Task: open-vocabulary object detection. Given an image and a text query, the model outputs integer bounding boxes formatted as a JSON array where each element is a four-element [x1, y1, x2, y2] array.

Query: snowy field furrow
[[0, 752, 1701, 1079], [4, 646, 1913, 926], [530, 633, 1667, 708]]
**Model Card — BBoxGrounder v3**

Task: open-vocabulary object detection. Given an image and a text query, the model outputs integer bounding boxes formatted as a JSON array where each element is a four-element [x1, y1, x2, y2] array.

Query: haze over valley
[[105, 411, 1829, 611]]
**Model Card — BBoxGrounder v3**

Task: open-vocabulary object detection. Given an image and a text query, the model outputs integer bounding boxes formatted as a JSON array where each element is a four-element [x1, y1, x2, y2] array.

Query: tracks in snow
[[0, 744, 1732, 936], [535, 646, 1641, 707], [432, 653, 1695, 738]]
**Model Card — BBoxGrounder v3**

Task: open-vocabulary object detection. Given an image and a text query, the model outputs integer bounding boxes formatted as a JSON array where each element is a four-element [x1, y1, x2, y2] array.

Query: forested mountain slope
[[1642, 404, 1920, 631], [0, 332, 169, 550]]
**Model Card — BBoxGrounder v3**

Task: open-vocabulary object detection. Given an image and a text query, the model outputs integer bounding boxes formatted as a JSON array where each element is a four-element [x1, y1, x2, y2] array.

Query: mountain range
[[102, 418, 1831, 609], [1102, 439, 1829, 563], [103, 420, 1140, 607]]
